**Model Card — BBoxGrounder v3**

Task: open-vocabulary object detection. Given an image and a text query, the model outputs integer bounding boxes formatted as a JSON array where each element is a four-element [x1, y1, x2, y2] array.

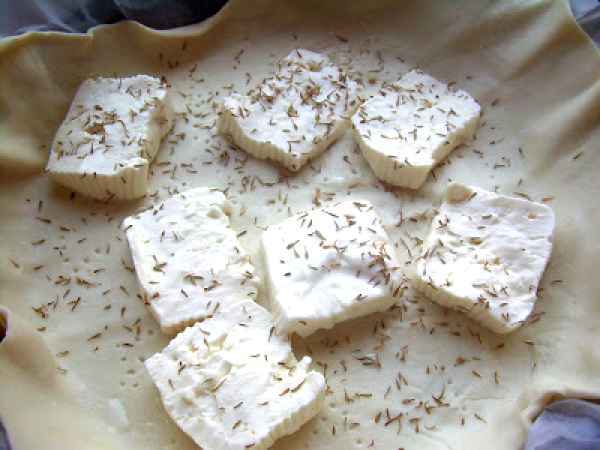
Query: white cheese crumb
[[145, 299, 325, 450], [352, 70, 480, 189], [261, 200, 405, 337], [46, 75, 173, 200], [218, 49, 358, 171], [414, 182, 555, 334], [123, 187, 259, 334]]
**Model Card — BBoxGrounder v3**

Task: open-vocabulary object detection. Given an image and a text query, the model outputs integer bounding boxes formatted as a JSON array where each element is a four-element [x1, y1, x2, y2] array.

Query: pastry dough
[[0, 1, 599, 450]]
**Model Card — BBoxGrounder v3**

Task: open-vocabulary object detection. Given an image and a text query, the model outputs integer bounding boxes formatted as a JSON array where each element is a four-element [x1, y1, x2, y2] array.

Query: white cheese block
[[123, 187, 259, 335], [218, 49, 358, 171], [145, 299, 325, 450], [351, 69, 480, 189], [261, 200, 406, 337], [414, 182, 555, 334], [46, 75, 173, 200]]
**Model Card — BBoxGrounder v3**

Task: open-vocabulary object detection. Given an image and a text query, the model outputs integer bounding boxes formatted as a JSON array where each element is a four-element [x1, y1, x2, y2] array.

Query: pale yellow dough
[[1, 1, 600, 450]]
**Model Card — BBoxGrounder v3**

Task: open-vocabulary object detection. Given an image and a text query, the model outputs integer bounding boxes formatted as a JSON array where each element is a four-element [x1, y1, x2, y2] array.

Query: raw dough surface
[[0, 1, 599, 450]]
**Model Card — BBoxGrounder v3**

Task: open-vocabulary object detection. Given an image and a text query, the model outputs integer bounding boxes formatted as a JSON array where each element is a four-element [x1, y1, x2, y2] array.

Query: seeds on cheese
[[122, 187, 259, 334], [414, 182, 555, 334], [351, 69, 480, 189], [261, 200, 406, 337], [145, 299, 325, 450], [46, 75, 173, 200], [218, 48, 358, 172]]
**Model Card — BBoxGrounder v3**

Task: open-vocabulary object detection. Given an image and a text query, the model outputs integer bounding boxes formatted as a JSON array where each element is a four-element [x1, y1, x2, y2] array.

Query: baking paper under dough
[[0, 1, 599, 449]]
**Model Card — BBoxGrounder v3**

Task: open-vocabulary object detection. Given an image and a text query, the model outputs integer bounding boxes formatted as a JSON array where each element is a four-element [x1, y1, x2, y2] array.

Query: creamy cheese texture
[[261, 200, 406, 337], [46, 75, 173, 200], [414, 182, 555, 334], [218, 48, 358, 171], [145, 299, 325, 450], [352, 69, 480, 189], [123, 187, 259, 334]]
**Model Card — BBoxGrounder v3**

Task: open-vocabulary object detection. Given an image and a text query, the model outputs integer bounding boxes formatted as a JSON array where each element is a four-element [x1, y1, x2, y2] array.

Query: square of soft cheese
[[123, 187, 259, 334], [46, 75, 173, 200], [145, 299, 325, 450], [261, 200, 405, 337], [218, 48, 358, 172], [352, 69, 480, 189], [414, 182, 555, 334]]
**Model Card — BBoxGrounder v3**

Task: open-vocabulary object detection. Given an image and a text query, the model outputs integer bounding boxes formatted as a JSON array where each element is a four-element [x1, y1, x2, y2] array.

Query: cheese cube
[[218, 49, 358, 172], [414, 183, 555, 334], [261, 200, 405, 337], [123, 187, 259, 334], [145, 299, 325, 450], [352, 70, 480, 189], [46, 75, 173, 200]]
